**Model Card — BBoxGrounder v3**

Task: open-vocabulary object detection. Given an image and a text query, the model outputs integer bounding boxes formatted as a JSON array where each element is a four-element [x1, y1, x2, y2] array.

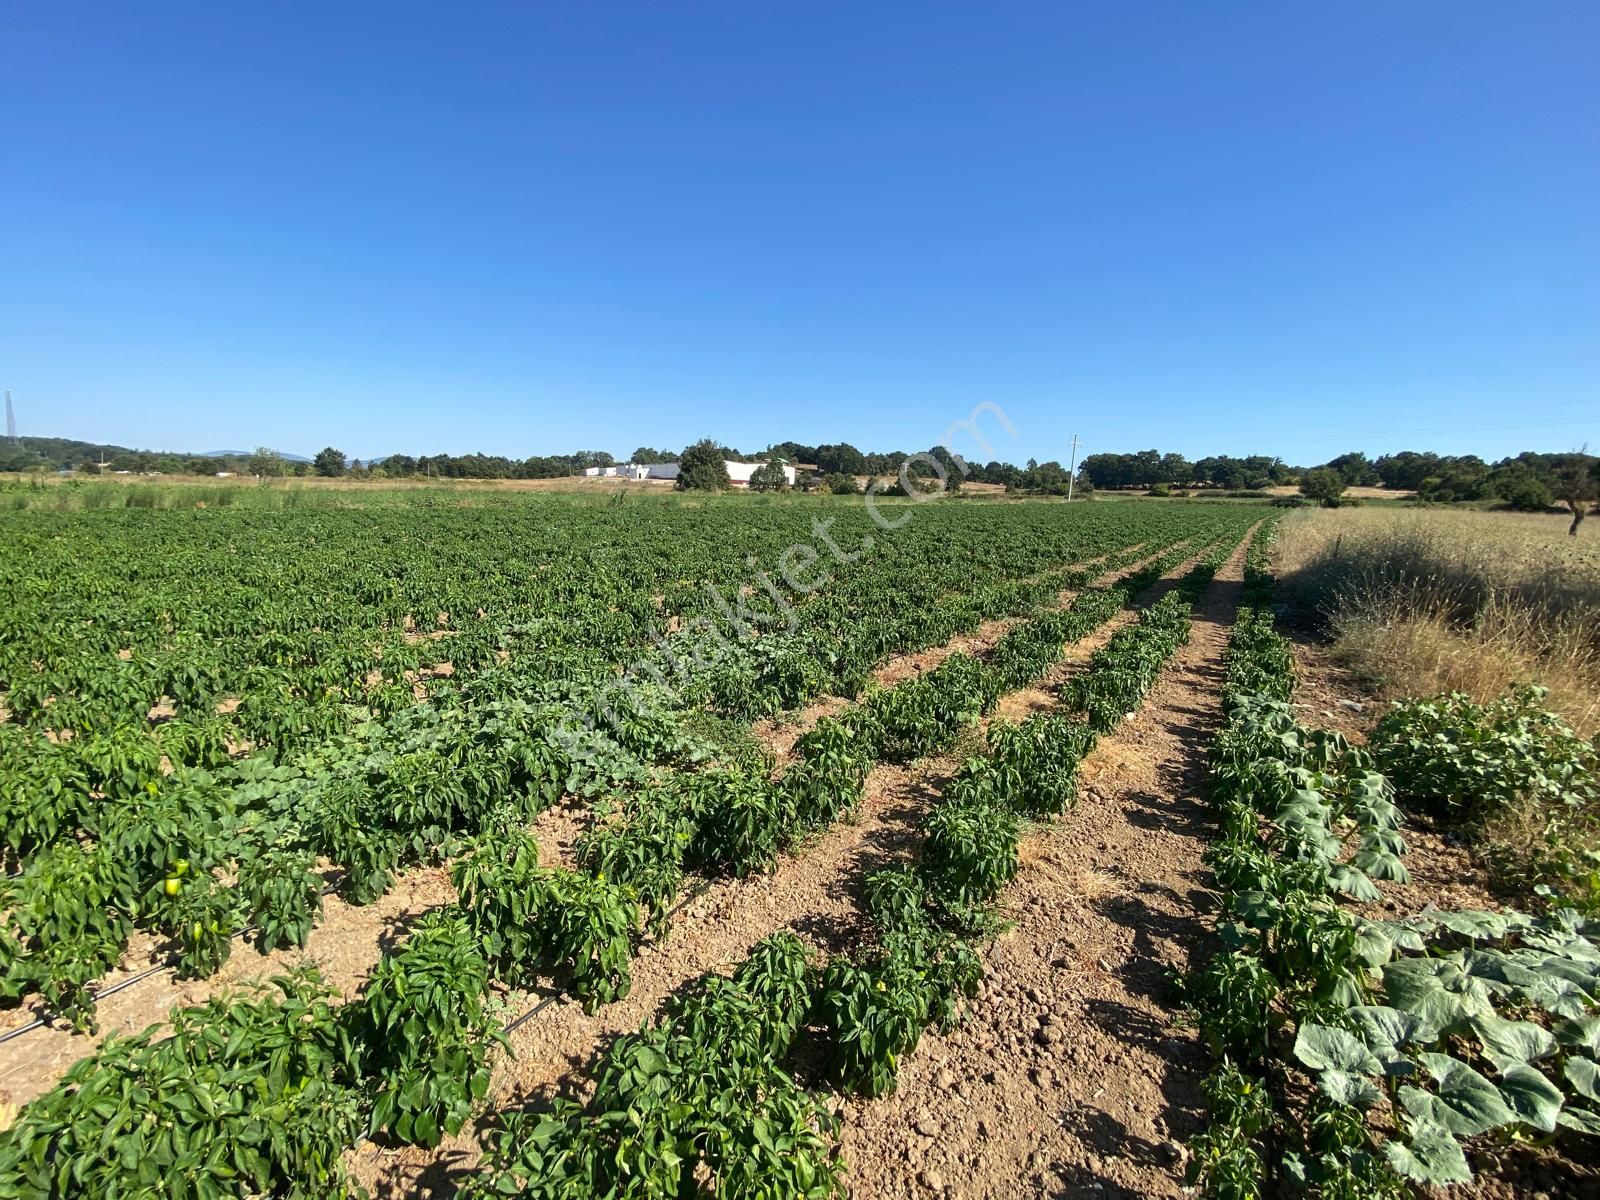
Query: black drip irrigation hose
[[0, 883, 343, 1047], [0, 877, 720, 1049], [349, 877, 718, 1154]]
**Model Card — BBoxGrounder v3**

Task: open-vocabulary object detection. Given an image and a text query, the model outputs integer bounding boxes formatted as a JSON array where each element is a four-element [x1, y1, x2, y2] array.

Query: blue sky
[[3, 1, 1596, 466]]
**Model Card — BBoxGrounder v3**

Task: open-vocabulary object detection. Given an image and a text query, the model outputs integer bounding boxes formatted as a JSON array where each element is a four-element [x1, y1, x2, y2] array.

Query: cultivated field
[[0, 494, 1596, 1199]]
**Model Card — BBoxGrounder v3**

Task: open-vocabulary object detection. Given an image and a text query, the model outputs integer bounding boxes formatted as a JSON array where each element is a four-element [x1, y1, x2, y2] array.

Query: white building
[[722, 460, 796, 487], [582, 460, 793, 486]]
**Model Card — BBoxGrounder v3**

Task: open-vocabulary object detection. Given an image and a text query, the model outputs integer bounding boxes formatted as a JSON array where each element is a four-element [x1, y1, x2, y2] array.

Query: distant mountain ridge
[[194, 449, 312, 463]]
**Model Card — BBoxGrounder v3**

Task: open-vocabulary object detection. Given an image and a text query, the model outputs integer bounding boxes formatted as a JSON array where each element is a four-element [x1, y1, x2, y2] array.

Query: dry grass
[[1276, 506, 1600, 736]]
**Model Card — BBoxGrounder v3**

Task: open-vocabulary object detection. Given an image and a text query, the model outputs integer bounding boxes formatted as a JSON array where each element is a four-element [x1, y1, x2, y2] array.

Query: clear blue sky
[[4, 1, 1596, 466]]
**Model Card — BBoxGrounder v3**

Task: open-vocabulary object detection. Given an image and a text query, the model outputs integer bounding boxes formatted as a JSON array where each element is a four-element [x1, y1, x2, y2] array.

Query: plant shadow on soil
[[1048, 1103, 1187, 1200]]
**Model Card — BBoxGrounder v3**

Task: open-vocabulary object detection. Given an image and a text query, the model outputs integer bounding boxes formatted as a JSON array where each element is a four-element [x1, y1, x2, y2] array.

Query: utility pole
[[1066, 434, 1081, 502], [4, 391, 15, 444]]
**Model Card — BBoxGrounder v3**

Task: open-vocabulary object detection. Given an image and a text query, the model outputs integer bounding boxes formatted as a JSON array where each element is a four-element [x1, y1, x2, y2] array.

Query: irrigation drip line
[[0, 884, 342, 1046], [0, 877, 720, 1049]]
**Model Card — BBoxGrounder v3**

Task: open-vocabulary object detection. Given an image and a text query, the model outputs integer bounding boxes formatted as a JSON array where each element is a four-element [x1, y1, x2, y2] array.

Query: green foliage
[[573, 789, 691, 938], [682, 764, 787, 878], [237, 846, 323, 953], [815, 926, 981, 1096], [748, 457, 790, 492], [311, 776, 403, 906], [1299, 468, 1348, 506], [465, 933, 844, 1200], [782, 715, 873, 838], [985, 714, 1094, 817], [353, 910, 502, 1147], [1063, 589, 1194, 731], [675, 437, 732, 491], [312, 446, 348, 477], [0, 970, 365, 1199], [919, 778, 1020, 906], [1371, 686, 1598, 825], [454, 831, 638, 1010], [151, 866, 238, 979], [0, 842, 137, 1030], [0, 491, 1261, 1030], [1185, 1062, 1274, 1200]]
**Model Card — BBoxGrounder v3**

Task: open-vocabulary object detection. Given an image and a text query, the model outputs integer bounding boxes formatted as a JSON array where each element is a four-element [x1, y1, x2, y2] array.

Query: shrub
[[1370, 686, 1598, 826], [1300, 469, 1347, 507], [353, 911, 502, 1147], [676, 438, 731, 491]]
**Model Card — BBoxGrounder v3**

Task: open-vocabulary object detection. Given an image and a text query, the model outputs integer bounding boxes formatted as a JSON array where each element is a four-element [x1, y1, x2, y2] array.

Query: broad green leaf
[[1498, 1063, 1563, 1132], [1524, 976, 1594, 1020], [1565, 1056, 1600, 1103], [1294, 1024, 1381, 1075], [1384, 1122, 1472, 1186], [1352, 922, 1398, 969], [1401, 1053, 1517, 1136], [1471, 1012, 1556, 1074], [1318, 1069, 1383, 1109], [1330, 864, 1381, 902], [1557, 1104, 1600, 1136], [1349, 1004, 1430, 1054], [1555, 1014, 1600, 1055], [1382, 958, 1487, 1032]]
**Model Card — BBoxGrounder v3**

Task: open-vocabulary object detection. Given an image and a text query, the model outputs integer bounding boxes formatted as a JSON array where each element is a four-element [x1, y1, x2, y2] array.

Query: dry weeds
[[1274, 506, 1600, 736]]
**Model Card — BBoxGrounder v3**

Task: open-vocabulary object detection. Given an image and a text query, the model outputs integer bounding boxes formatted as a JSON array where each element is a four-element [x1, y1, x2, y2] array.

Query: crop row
[[1183, 528, 1600, 1198], [0, 522, 1255, 1197], [457, 533, 1251, 1197], [0, 502, 1221, 744], [0, 514, 1258, 1036]]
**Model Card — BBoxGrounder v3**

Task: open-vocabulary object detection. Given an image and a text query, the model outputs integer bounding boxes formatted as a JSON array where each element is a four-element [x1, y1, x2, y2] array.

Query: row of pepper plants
[[1182, 524, 1600, 1199], [452, 526, 1253, 1196], [0, 508, 1248, 1036], [0, 516, 1260, 1197], [0, 509, 1253, 1032]]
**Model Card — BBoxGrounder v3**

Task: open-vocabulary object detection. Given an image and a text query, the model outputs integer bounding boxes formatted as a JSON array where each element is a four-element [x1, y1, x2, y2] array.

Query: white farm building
[[582, 460, 795, 487]]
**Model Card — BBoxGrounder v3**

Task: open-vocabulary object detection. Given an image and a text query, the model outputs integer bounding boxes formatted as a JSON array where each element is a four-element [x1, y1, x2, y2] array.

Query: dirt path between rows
[[349, 535, 1243, 1197], [832, 529, 1254, 1199], [751, 536, 1195, 764]]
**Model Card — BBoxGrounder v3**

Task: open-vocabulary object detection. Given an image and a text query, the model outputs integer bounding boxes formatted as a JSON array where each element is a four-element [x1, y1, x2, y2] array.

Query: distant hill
[[195, 449, 312, 463], [3, 436, 311, 471]]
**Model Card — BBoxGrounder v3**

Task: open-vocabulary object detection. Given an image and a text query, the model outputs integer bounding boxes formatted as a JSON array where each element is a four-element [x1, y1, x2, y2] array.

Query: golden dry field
[[1276, 504, 1600, 735]]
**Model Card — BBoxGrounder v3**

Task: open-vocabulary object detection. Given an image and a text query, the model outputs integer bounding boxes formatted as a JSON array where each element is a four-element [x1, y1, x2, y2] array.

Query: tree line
[[6, 434, 1595, 527]]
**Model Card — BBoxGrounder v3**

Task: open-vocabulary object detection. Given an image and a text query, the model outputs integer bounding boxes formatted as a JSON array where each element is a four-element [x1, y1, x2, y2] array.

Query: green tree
[[748, 458, 790, 492], [1299, 468, 1347, 507], [1323, 451, 1380, 487], [248, 447, 287, 477], [313, 447, 348, 477], [825, 472, 859, 495], [814, 443, 868, 476], [675, 438, 731, 492], [1488, 464, 1553, 512], [1552, 454, 1599, 537]]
